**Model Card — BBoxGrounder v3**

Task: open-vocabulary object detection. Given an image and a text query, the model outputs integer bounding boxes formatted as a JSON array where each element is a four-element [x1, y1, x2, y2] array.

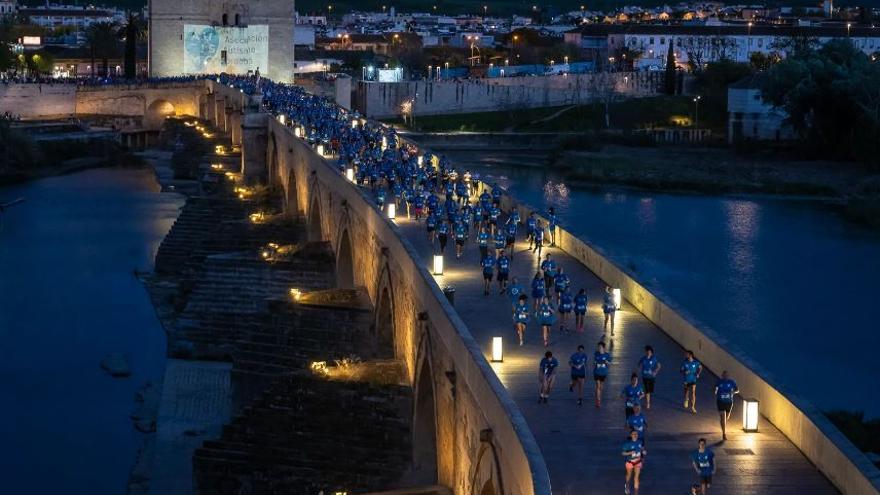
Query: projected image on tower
[[183, 25, 269, 74]]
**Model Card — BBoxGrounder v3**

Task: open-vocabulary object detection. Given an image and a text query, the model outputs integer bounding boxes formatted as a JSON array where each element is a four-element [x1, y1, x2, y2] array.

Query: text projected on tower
[[183, 25, 269, 75]]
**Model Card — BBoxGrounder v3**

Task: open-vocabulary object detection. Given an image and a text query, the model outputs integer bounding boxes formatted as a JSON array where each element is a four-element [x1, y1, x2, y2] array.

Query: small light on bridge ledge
[[417, 156, 424, 166], [491, 337, 503, 362], [387, 203, 396, 220], [381, 136, 388, 151], [433, 254, 444, 275], [351, 119, 358, 129], [316, 144, 325, 156], [743, 398, 759, 432], [289, 288, 303, 301], [345, 167, 355, 182], [278, 114, 286, 125], [612, 288, 622, 310], [211, 163, 223, 170], [249, 212, 265, 224]]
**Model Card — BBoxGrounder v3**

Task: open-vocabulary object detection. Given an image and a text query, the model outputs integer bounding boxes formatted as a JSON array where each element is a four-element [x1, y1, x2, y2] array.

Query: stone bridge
[[200, 80, 552, 495]]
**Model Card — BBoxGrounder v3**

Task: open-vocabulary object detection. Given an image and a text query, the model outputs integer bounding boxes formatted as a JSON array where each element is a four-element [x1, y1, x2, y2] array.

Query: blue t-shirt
[[494, 232, 506, 248], [531, 277, 545, 298], [481, 256, 496, 274], [513, 302, 530, 323], [569, 352, 588, 376], [627, 414, 647, 438], [574, 294, 588, 313], [538, 303, 555, 325], [478, 231, 489, 246], [692, 449, 715, 476], [558, 293, 573, 312], [539, 357, 559, 376], [681, 359, 702, 384], [716, 378, 738, 403], [506, 221, 517, 236], [508, 284, 524, 304], [454, 225, 467, 240], [622, 440, 644, 463], [554, 273, 570, 292], [623, 384, 644, 408], [540, 259, 557, 274], [594, 352, 612, 376], [638, 355, 660, 379], [497, 256, 510, 273]]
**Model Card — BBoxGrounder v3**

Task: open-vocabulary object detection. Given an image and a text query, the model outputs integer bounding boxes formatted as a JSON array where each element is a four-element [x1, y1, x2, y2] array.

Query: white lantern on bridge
[[743, 398, 759, 432], [612, 288, 622, 310], [345, 167, 355, 183], [433, 254, 444, 275], [387, 203, 396, 220], [316, 144, 325, 156], [491, 337, 503, 362]]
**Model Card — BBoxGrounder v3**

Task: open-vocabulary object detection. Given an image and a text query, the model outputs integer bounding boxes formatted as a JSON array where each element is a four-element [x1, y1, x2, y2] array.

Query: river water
[[459, 153, 880, 418], [0, 167, 183, 494]]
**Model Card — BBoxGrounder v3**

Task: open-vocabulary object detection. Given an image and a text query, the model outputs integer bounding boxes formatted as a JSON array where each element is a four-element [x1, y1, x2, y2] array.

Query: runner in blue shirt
[[538, 351, 559, 403], [681, 350, 703, 414], [454, 222, 467, 259], [622, 429, 646, 495], [513, 294, 529, 346], [594, 341, 612, 408], [537, 297, 556, 348], [568, 345, 588, 405], [425, 212, 437, 243], [496, 250, 510, 294], [547, 206, 558, 246], [540, 254, 557, 292], [477, 227, 490, 259], [691, 438, 715, 494], [530, 272, 545, 313], [553, 267, 570, 306], [621, 373, 646, 420], [557, 288, 573, 333], [493, 229, 505, 255], [715, 370, 739, 440], [508, 277, 524, 314], [526, 213, 537, 248], [505, 217, 517, 251], [603, 285, 618, 335], [688, 483, 701, 495], [627, 404, 648, 441], [574, 288, 588, 333], [533, 220, 545, 257], [437, 219, 449, 254], [481, 254, 496, 296], [637, 345, 662, 410]]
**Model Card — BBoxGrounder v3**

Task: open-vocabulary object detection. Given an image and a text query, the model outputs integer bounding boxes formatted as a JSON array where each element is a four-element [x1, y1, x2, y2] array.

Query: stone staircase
[[193, 370, 413, 495]]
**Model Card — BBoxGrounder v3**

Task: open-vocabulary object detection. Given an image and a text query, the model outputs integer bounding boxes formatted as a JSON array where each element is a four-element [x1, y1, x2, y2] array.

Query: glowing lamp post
[[278, 114, 286, 125], [433, 254, 444, 275], [491, 337, 503, 362], [743, 398, 759, 432], [381, 136, 388, 151], [352, 119, 358, 129], [387, 203, 396, 220], [612, 288, 622, 310], [417, 155, 424, 166], [345, 167, 355, 182], [317, 144, 325, 156], [294, 126, 301, 138]]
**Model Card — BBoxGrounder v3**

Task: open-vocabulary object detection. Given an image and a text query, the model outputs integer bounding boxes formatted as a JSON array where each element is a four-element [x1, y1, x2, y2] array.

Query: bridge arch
[[267, 132, 279, 188], [373, 264, 396, 359], [411, 330, 439, 484], [145, 99, 175, 130], [336, 228, 354, 289], [307, 193, 323, 242], [470, 441, 503, 495]]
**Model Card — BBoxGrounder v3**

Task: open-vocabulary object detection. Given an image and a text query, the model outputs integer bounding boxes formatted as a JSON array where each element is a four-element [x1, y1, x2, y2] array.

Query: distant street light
[[847, 22, 852, 38], [693, 95, 702, 128]]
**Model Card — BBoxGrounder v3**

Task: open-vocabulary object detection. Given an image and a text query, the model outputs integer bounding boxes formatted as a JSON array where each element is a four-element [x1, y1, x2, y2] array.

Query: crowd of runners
[[218, 73, 745, 495]]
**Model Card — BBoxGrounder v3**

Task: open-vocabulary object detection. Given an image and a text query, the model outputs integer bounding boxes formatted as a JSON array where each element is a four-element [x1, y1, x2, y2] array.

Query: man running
[[437, 219, 449, 254], [454, 221, 467, 259], [508, 277, 524, 314], [531, 272, 546, 314], [574, 288, 588, 333], [715, 370, 739, 440], [594, 341, 612, 407], [538, 351, 559, 404], [504, 216, 517, 252], [568, 344, 588, 405], [622, 428, 646, 495], [691, 438, 715, 494], [637, 345, 662, 410], [622, 373, 645, 421], [627, 404, 648, 445], [477, 226, 490, 260], [541, 254, 557, 294], [602, 286, 617, 335], [496, 249, 510, 294], [480, 253, 495, 296], [537, 296, 556, 348], [681, 350, 703, 414], [513, 294, 529, 346], [526, 212, 537, 249], [553, 266, 570, 306], [558, 287, 573, 333], [533, 220, 545, 257]]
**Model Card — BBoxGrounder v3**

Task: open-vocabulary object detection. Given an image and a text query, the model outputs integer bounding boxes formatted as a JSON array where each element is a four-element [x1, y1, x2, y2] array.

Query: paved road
[[392, 211, 838, 495]]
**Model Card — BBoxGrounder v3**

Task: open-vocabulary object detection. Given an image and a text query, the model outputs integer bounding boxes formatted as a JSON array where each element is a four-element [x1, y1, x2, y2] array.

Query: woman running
[[508, 277, 524, 315], [594, 341, 612, 407], [437, 219, 449, 254], [513, 294, 529, 346], [715, 370, 739, 440], [538, 296, 556, 347], [637, 345, 662, 410], [531, 272, 546, 314], [538, 351, 559, 403], [574, 288, 588, 332], [602, 286, 617, 335], [681, 350, 703, 414], [622, 428, 646, 495], [621, 372, 645, 421], [558, 287, 573, 333], [691, 438, 715, 494], [568, 344, 588, 405]]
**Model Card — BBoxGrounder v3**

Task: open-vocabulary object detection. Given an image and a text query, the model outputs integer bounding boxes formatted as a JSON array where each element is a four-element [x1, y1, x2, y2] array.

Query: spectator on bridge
[[637, 345, 662, 410], [681, 350, 704, 414], [715, 371, 739, 440], [538, 350, 559, 404]]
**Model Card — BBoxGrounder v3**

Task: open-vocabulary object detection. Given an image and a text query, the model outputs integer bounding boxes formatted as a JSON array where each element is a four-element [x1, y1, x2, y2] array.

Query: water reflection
[[724, 200, 760, 275]]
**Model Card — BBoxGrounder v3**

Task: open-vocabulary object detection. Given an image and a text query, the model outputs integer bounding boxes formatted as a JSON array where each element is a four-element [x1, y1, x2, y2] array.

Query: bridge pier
[[213, 95, 226, 131], [229, 110, 242, 146], [205, 92, 216, 123], [241, 112, 269, 185]]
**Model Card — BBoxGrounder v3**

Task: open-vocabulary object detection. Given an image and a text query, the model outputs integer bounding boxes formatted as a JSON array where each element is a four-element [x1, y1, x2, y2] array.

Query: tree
[[664, 42, 676, 95], [749, 51, 781, 71], [760, 39, 880, 165], [118, 11, 146, 79], [85, 21, 120, 78]]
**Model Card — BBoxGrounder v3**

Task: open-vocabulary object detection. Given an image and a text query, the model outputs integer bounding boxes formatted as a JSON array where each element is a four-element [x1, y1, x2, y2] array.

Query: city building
[[0, 0, 17, 16], [727, 76, 795, 143], [148, 0, 295, 82], [18, 4, 123, 30]]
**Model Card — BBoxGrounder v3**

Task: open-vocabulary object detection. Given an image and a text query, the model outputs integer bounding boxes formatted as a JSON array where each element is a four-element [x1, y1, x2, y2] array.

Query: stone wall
[[355, 71, 663, 118], [208, 80, 550, 494], [0, 83, 76, 118]]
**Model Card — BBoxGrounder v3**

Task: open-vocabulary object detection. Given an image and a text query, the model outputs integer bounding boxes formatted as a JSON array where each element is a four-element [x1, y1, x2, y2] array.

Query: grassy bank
[[826, 410, 880, 465], [387, 96, 727, 134]]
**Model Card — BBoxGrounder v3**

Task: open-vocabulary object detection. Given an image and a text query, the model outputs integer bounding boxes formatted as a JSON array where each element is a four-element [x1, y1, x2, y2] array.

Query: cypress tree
[[664, 41, 676, 95]]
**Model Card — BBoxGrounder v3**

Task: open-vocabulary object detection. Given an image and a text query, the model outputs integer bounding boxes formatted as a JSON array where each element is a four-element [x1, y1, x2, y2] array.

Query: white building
[[19, 4, 123, 30], [0, 0, 17, 16], [727, 77, 795, 143], [566, 24, 880, 69]]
